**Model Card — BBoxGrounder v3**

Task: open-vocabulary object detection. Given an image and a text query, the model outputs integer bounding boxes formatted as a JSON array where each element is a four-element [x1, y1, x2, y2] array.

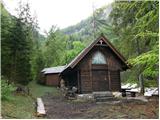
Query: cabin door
[[92, 69, 109, 91]]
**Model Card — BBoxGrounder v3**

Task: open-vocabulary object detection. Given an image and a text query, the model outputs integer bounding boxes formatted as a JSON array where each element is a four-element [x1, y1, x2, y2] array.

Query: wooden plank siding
[[46, 74, 59, 86], [78, 52, 92, 93], [110, 70, 121, 91], [77, 45, 123, 93]]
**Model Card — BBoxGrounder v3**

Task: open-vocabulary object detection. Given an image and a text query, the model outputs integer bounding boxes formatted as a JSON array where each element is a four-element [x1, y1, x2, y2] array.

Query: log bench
[[121, 88, 138, 97], [126, 91, 137, 97], [37, 98, 46, 117], [121, 88, 131, 97]]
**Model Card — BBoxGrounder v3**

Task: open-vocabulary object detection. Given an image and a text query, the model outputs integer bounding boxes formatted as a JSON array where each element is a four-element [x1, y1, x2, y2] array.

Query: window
[[92, 51, 106, 64]]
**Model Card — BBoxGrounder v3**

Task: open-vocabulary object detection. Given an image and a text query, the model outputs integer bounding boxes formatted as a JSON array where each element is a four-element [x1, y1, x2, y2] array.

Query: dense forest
[[1, 1, 159, 100]]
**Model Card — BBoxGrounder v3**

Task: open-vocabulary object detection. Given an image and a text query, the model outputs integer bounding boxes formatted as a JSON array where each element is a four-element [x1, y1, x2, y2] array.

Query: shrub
[[1, 78, 15, 101]]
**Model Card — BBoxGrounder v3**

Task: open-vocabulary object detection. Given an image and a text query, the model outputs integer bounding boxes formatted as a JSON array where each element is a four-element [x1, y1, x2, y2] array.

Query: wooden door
[[92, 69, 109, 91]]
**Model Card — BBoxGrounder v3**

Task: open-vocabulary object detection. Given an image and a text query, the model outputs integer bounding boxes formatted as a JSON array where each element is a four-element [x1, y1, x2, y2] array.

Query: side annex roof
[[42, 66, 66, 74]]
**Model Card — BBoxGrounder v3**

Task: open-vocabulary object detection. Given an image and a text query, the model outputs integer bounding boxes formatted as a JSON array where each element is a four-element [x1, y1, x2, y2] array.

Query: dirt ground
[[42, 93, 159, 119]]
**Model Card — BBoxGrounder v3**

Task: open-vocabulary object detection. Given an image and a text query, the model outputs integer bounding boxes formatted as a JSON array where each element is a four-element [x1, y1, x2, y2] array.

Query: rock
[[112, 92, 122, 97], [77, 94, 94, 100]]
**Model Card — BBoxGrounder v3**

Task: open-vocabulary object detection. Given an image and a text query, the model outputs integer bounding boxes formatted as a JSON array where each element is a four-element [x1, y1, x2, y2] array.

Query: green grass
[[1, 95, 36, 119], [28, 81, 60, 98], [1, 80, 60, 119]]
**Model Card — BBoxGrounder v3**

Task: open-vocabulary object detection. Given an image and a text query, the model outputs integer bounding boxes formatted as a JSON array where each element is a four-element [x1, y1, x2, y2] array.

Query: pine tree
[[1, 2, 35, 85], [1, 3, 13, 80]]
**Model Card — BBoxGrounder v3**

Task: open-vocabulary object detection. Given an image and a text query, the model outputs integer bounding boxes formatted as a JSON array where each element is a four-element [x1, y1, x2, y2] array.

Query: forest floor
[[43, 93, 159, 119]]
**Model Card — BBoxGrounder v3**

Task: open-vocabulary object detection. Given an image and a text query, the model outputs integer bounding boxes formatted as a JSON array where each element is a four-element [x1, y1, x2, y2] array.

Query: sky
[[3, 0, 114, 34]]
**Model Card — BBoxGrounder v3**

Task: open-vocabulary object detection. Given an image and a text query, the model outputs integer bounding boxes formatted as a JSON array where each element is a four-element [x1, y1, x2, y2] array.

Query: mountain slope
[[61, 4, 118, 45]]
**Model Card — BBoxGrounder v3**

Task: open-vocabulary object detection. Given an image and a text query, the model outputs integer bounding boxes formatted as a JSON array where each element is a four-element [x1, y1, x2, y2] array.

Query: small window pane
[[92, 51, 106, 64]]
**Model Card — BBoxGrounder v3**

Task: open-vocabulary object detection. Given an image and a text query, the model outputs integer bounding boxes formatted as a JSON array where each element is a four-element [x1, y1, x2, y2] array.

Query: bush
[[1, 79, 15, 101]]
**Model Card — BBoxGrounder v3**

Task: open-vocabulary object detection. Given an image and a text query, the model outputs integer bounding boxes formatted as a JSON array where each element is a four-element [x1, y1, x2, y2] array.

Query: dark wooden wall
[[77, 46, 123, 93], [63, 70, 78, 89], [45, 74, 59, 86]]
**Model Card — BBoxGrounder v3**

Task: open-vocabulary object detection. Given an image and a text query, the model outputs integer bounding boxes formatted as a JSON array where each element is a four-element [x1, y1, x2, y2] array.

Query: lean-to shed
[[41, 66, 66, 86]]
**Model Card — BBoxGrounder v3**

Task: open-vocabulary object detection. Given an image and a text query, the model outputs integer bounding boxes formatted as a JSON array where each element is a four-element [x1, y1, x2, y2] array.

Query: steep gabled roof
[[64, 34, 130, 70]]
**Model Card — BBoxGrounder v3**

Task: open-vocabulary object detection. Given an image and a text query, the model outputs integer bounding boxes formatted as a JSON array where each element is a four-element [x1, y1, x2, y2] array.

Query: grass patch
[[28, 81, 60, 98], [1, 80, 60, 118], [1, 95, 36, 119]]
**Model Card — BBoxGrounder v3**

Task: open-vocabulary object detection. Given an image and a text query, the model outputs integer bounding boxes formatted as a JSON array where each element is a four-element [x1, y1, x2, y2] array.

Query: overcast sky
[[3, 0, 114, 33]]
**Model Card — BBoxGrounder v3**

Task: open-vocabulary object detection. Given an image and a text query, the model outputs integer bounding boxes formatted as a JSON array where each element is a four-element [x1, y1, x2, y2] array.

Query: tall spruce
[[2, 2, 35, 85], [1, 3, 13, 81], [15, 2, 35, 85]]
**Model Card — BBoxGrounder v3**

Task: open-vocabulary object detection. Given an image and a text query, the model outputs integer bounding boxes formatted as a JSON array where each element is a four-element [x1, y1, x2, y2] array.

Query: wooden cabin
[[42, 34, 129, 93]]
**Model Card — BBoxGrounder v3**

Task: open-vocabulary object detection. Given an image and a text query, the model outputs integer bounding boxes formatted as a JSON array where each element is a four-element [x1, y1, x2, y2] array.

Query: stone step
[[95, 97, 117, 102], [93, 91, 113, 98], [94, 94, 113, 98], [94, 95, 113, 99]]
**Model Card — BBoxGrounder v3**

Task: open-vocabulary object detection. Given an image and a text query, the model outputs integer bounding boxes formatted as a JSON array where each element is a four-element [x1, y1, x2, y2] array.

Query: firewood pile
[[15, 85, 30, 95], [65, 87, 78, 100]]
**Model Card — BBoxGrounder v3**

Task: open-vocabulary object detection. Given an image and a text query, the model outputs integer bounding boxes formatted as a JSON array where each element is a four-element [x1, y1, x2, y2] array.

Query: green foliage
[[65, 41, 85, 63], [129, 45, 158, 79], [1, 78, 15, 101], [110, 1, 159, 85], [144, 79, 158, 87], [42, 27, 85, 67], [1, 2, 39, 85], [31, 47, 45, 81], [9, 18, 32, 85], [1, 3, 14, 79], [43, 27, 68, 67]]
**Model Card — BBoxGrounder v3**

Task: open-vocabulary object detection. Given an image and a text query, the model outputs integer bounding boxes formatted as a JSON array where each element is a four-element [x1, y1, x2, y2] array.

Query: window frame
[[92, 51, 107, 64]]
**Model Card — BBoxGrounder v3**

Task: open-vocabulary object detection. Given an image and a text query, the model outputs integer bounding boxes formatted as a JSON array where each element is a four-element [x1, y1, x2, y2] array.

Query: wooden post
[[90, 59, 92, 92], [119, 70, 121, 91], [139, 74, 144, 94], [108, 70, 111, 91], [77, 70, 80, 93]]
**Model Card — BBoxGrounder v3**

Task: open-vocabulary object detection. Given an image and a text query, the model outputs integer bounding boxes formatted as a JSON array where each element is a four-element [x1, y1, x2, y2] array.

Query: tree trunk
[[157, 72, 159, 94], [135, 39, 141, 55], [139, 73, 144, 94], [136, 39, 145, 95]]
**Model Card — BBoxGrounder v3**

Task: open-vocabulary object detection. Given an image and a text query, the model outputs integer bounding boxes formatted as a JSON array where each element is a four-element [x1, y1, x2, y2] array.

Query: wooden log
[[37, 98, 46, 117]]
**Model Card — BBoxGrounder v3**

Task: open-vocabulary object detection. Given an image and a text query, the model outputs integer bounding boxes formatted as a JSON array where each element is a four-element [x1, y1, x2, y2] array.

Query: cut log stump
[[37, 98, 46, 117]]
